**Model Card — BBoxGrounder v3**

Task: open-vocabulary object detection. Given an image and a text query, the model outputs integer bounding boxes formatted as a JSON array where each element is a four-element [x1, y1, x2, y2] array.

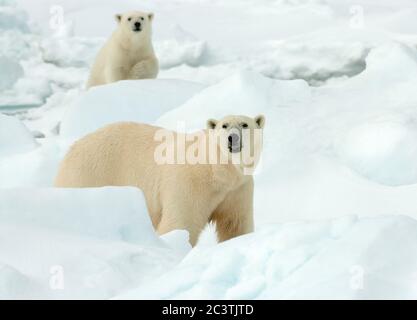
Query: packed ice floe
[[119, 215, 417, 300], [1, 0, 417, 299]]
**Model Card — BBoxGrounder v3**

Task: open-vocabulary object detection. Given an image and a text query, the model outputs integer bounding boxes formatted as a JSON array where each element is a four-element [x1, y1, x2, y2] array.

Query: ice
[[119, 216, 417, 299], [0, 2, 29, 32], [40, 36, 104, 68], [339, 116, 417, 186], [0, 187, 160, 245], [156, 25, 207, 69], [0, 1, 92, 110], [60, 79, 205, 143], [250, 38, 370, 86], [0, 141, 60, 187], [0, 187, 184, 299], [0, 56, 23, 91], [160, 230, 192, 256], [0, 223, 181, 299], [0, 113, 38, 157], [157, 70, 311, 131], [0, 263, 30, 299]]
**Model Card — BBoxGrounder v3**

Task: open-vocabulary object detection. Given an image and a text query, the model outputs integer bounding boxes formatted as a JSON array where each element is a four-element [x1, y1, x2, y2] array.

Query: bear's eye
[[241, 123, 248, 128], [141, 17, 144, 21], [222, 124, 228, 129], [128, 17, 132, 21]]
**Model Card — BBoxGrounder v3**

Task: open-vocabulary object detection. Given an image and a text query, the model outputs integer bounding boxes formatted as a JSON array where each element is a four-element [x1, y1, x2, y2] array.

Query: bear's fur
[[86, 10, 158, 89], [54, 115, 265, 246]]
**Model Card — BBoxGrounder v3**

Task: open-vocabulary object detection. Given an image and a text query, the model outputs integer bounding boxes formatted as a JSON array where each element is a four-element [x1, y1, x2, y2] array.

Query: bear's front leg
[[105, 64, 126, 84], [128, 58, 159, 80], [156, 194, 213, 247], [211, 180, 254, 243]]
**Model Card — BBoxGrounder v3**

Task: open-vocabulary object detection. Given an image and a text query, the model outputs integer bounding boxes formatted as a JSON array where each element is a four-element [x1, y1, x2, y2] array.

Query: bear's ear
[[148, 12, 154, 21], [115, 14, 122, 24], [207, 119, 218, 130], [254, 115, 265, 129]]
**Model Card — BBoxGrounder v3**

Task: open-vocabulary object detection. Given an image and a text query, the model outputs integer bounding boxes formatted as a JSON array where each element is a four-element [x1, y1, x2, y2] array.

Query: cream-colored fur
[[54, 115, 265, 246], [87, 10, 158, 89]]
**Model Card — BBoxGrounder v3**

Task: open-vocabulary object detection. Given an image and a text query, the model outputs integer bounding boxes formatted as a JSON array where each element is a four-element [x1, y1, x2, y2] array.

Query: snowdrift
[[0, 113, 37, 157], [60, 79, 204, 142], [0, 187, 183, 299], [0, 187, 159, 244], [119, 215, 417, 300]]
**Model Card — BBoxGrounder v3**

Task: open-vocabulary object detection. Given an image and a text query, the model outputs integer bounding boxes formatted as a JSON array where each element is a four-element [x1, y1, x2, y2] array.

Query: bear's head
[[115, 11, 154, 37], [207, 115, 265, 174]]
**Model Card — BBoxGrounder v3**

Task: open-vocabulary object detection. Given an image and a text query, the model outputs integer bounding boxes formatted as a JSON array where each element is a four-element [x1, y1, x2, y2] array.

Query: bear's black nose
[[228, 133, 240, 145], [228, 133, 242, 153], [134, 22, 141, 29]]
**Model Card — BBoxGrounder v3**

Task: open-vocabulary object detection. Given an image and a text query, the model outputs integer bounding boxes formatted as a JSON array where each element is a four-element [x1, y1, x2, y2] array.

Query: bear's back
[[54, 122, 162, 188]]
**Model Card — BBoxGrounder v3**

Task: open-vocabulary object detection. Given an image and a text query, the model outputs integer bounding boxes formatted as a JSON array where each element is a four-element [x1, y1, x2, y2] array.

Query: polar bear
[[86, 10, 158, 89], [54, 115, 265, 246]]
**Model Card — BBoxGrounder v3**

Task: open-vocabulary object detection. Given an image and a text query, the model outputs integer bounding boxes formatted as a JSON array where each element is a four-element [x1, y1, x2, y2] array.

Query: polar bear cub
[[54, 115, 265, 246], [87, 10, 159, 89]]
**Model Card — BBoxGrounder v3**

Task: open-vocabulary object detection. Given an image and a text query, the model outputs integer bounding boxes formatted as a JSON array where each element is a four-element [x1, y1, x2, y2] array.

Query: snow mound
[[157, 39, 207, 69], [120, 215, 417, 300], [0, 187, 185, 299], [60, 79, 205, 143], [335, 43, 417, 107], [159, 63, 235, 85], [252, 40, 369, 85], [0, 142, 60, 188], [361, 42, 417, 83], [156, 23, 207, 69], [0, 263, 30, 299], [40, 36, 104, 68], [0, 56, 23, 90], [0, 29, 33, 60], [160, 230, 192, 256], [157, 70, 311, 131], [0, 187, 160, 245], [0, 114, 37, 157], [0, 222, 180, 299], [339, 115, 417, 186], [0, 3, 29, 32], [329, 43, 417, 186]]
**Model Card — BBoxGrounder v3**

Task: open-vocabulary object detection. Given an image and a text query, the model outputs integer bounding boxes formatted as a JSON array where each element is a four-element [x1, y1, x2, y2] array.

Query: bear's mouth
[[133, 22, 142, 32], [229, 146, 242, 153]]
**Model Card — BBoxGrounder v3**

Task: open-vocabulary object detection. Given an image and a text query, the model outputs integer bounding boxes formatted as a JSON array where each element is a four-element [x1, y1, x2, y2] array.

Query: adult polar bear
[[87, 10, 159, 89], [55, 115, 265, 246]]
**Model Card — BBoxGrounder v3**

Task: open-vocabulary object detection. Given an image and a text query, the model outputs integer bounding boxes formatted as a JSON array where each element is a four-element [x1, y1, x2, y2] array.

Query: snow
[[0, 223, 181, 299], [0, 113, 38, 156], [1, 0, 417, 299], [0, 187, 184, 299], [0, 187, 160, 244], [39, 36, 103, 68], [119, 215, 417, 299], [155, 25, 208, 69], [60, 79, 205, 143], [160, 230, 193, 256], [0, 56, 24, 91], [157, 70, 311, 131], [339, 116, 417, 186], [0, 2, 29, 32]]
